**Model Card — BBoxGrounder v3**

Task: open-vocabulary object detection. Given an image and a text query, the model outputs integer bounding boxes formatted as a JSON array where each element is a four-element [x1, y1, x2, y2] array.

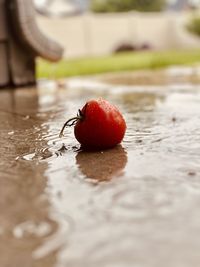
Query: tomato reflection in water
[[76, 145, 127, 182]]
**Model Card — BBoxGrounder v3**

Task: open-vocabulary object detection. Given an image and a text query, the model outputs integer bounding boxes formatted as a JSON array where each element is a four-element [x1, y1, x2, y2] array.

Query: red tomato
[[59, 98, 126, 150]]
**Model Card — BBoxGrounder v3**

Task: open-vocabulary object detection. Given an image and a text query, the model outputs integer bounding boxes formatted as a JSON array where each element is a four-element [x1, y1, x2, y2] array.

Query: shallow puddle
[[1, 68, 200, 267]]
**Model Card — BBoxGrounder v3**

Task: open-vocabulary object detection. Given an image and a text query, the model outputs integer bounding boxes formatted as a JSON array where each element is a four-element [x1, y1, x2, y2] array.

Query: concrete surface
[[1, 68, 200, 267]]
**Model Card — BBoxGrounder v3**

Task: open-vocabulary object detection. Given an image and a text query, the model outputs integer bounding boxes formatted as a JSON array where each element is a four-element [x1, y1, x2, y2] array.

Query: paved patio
[[1, 69, 200, 267]]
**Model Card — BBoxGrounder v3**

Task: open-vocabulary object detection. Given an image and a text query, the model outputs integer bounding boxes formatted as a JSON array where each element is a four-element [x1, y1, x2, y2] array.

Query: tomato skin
[[74, 99, 126, 150]]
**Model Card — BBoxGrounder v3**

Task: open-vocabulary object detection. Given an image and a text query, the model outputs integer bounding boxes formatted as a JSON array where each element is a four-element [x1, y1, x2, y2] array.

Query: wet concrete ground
[[1, 67, 200, 267]]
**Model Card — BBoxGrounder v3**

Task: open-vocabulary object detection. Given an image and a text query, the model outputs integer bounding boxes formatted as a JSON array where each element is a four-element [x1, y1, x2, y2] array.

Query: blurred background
[[34, 0, 200, 78]]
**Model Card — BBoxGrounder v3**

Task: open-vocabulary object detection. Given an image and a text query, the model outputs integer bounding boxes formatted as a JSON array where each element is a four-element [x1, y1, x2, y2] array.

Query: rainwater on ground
[[1, 67, 200, 267]]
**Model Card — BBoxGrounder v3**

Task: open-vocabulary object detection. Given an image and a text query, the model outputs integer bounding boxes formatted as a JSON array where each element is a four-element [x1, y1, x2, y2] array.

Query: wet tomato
[[59, 98, 126, 150]]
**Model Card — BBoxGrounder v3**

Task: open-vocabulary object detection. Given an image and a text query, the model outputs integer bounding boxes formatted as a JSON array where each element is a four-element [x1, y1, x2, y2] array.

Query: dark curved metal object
[[9, 0, 64, 61], [0, 0, 64, 87]]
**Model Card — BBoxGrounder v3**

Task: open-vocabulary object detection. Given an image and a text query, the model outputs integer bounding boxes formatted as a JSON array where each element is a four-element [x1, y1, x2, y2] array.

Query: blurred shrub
[[114, 42, 152, 53], [186, 16, 200, 37], [91, 0, 166, 13], [140, 43, 152, 50], [114, 43, 137, 53]]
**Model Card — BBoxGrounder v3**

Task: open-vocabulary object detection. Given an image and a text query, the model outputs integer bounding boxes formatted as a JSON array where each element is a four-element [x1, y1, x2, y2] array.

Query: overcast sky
[[34, 0, 88, 8]]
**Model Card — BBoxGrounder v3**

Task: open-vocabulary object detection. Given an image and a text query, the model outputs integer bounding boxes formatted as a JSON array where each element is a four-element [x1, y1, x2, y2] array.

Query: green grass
[[37, 49, 200, 79]]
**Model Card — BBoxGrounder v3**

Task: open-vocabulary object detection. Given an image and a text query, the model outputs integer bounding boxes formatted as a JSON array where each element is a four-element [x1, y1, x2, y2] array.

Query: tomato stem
[[59, 104, 88, 138], [59, 116, 81, 138]]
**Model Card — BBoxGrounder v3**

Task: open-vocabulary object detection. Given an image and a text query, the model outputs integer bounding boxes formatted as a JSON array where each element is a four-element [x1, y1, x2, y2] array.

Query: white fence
[[37, 11, 200, 58]]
